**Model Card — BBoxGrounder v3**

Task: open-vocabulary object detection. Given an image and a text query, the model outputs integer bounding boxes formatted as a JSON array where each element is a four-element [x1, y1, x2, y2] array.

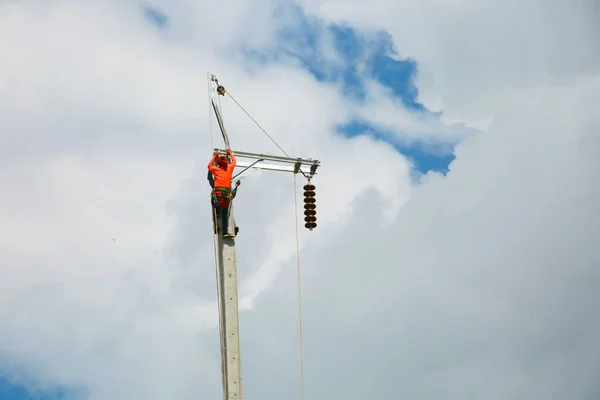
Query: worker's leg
[[221, 205, 229, 235], [223, 202, 239, 238], [212, 207, 217, 234], [230, 205, 239, 236], [210, 197, 218, 234]]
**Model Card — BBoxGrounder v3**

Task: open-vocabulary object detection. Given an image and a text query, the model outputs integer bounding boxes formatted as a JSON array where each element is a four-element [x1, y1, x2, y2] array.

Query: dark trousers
[[217, 205, 229, 234], [210, 180, 236, 236], [212, 199, 230, 234]]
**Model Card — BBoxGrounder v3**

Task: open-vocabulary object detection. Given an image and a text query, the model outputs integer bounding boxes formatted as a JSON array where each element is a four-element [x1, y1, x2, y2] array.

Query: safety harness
[[212, 187, 232, 209]]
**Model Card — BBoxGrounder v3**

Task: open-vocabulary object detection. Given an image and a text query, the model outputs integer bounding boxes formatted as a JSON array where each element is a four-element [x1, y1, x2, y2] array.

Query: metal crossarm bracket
[[232, 159, 263, 181], [214, 148, 321, 179]]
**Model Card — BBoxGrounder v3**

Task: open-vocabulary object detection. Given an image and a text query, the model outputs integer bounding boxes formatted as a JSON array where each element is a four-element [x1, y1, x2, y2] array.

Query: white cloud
[[241, 73, 600, 399], [1, 0, 599, 399], [299, 0, 600, 127], [0, 0, 413, 397], [354, 79, 475, 147]]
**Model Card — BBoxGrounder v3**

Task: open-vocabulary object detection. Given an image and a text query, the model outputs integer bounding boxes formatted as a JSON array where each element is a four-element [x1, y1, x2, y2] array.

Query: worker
[[207, 172, 241, 236], [208, 149, 238, 238]]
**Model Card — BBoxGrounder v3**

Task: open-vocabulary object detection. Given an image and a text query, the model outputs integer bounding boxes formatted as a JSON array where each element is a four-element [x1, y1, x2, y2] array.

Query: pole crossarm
[[234, 161, 315, 176], [215, 148, 321, 179]]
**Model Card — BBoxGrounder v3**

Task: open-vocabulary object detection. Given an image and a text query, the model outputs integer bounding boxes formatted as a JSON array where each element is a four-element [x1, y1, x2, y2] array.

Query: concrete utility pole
[[208, 74, 320, 400]]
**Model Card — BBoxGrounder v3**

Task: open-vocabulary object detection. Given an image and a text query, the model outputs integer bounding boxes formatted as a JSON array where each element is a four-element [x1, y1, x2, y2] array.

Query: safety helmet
[[217, 155, 228, 168]]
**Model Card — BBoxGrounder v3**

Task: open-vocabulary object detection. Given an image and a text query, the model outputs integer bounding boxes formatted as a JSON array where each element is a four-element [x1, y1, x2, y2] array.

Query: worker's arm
[[207, 151, 218, 172], [227, 148, 237, 169], [207, 170, 214, 188], [231, 180, 240, 198]]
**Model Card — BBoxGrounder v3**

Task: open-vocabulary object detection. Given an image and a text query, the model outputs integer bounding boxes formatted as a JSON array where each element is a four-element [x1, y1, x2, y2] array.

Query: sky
[[0, 0, 599, 399]]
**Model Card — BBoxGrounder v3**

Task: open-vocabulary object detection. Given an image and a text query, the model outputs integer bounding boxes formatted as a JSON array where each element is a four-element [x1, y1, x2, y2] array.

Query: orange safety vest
[[208, 152, 236, 188]]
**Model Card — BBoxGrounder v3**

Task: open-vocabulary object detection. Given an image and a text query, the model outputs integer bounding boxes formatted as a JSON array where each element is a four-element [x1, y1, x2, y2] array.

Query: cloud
[[1, 0, 599, 399], [0, 0, 415, 397], [249, 74, 600, 399], [299, 0, 600, 126], [236, 3, 475, 150]]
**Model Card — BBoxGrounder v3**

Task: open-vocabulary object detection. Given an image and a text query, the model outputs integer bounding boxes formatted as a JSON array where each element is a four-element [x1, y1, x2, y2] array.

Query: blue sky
[[0, 3, 458, 398], [145, 2, 458, 176], [0, 376, 77, 400], [143, 5, 168, 27], [239, 3, 458, 176]]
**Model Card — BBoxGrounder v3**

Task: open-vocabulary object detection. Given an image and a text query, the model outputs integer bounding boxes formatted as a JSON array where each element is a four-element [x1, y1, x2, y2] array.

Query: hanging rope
[[222, 88, 290, 157], [211, 206, 227, 399], [222, 86, 306, 400], [293, 173, 306, 400], [208, 74, 227, 398]]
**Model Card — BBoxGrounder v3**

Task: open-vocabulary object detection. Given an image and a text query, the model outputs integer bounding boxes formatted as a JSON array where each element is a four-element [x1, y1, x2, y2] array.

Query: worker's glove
[[235, 180, 241, 186], [213, 150, 219, 156]]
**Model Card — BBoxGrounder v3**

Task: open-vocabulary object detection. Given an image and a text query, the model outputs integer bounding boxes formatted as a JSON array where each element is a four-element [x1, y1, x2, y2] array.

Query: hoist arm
[[209, 73, 231, 149]]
